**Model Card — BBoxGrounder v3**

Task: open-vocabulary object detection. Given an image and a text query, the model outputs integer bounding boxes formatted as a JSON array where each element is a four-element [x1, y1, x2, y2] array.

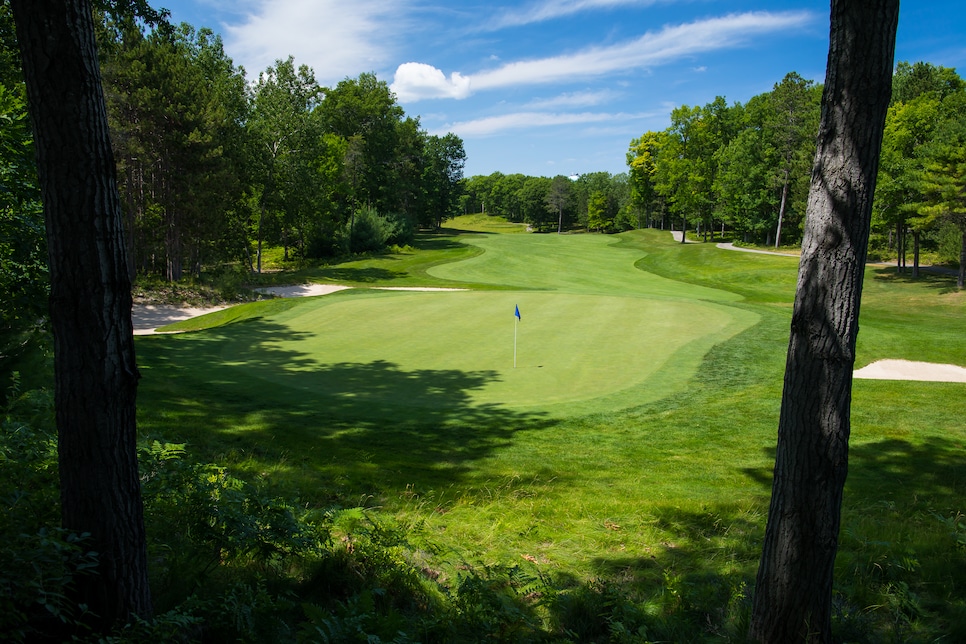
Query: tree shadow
[[136, 316, 552, 497], [310, 266, 405, 283], [846, 436, 966, 508], [870, 266, 961, 293], [743, 435, 966, 509], [413, 232, 482, 249], [555, 437, 966, 641]]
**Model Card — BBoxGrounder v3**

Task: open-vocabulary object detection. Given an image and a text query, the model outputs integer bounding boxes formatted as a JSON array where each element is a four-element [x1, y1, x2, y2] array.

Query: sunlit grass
[[136, 225, 966, 639]]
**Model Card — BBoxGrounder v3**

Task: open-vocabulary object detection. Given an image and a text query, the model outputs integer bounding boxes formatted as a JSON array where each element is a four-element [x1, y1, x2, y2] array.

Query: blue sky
[[157, 1, 965, 178]]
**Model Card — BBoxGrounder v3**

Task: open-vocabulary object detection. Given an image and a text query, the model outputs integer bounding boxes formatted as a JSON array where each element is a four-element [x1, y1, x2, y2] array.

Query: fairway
[[149, 232, 757, 418]]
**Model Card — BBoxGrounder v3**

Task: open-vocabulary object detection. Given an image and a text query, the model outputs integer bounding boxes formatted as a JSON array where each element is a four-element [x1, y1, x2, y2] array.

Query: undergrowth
[[4, 380, 963, 642]]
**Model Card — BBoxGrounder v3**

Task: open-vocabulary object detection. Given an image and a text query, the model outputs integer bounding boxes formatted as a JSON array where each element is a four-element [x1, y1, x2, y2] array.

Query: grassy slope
[[136, 220, 966, 639]]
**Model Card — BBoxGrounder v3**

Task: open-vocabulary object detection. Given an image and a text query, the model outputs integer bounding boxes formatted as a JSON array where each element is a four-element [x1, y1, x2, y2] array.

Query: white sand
[[132, 304, 229, 335], [256, 284, 352, 298], [854, 359, 966, 383], [133, 284, 467, 334]]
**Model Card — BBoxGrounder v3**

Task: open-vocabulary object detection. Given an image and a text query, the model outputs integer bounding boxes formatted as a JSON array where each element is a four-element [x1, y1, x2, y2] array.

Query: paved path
[[716, 241, 798, 257]]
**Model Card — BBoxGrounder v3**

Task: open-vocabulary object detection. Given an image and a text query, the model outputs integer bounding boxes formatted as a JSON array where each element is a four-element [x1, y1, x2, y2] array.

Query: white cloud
[[487, 0, 664, 30], [223, 0, 409, 83], [436, 110, 653, 138], [390, 63, 472, 101], [525, 90, 621, 109], [394, 11, 815, 101], [473, 11, 815, 90]]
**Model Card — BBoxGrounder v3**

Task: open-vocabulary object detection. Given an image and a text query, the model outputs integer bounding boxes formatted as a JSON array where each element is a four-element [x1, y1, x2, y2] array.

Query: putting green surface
[[147, 231, 758, 418]]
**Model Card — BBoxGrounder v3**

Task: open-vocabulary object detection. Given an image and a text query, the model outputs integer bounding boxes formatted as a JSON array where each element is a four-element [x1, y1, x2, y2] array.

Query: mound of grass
[[445, 213, 529, 234]]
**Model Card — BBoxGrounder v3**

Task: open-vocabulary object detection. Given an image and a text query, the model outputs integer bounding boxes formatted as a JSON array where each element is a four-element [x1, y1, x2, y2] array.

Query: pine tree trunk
[[10, 0, 152, 629], [749, 1, 898, 641]]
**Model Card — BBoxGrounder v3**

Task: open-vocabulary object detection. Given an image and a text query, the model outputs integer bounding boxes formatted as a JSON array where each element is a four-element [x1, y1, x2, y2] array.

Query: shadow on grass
[[870, 265, 961, 293], [848, 436, 966, 503], [551, 437, 966, 641], [742, 435, 966, 509], [413, 232, 483, 249], [137, 316, 553, 497], [310, 266, 406, 284]]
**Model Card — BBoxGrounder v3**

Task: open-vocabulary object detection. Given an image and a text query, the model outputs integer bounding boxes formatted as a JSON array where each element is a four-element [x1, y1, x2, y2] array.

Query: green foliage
[[140, 440, 326, 599], [421, 133, 466, 230], [0, 528, 100, 643], [462, 171, 632, 233], [0, 382, 102, 643], [346, 206, 403, 253], [101, 20, 249, 280], [0, 82, 47, 374], [872, 62, 966, 279]]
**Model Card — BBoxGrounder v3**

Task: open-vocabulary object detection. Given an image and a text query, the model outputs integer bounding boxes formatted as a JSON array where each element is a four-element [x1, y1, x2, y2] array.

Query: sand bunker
[[133, 284, 468, 334], [854, 359, 966, 383], [132, 304, 228, 335], [256, 284, 352, 298]]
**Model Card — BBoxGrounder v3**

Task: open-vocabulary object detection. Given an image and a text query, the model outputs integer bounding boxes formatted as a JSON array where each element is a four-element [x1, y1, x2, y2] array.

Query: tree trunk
[[10, 0, 152, 630], [896, 219, 906, 274], [912, 229, 920, 278], [256, 206, 265, 273], [749, 1, 898, 642], [959, 228, 966, 290], [776, 169, 790, 248]]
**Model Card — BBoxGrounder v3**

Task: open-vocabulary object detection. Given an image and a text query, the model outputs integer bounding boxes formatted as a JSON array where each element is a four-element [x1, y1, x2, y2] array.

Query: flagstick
[[513, 315, 518, 368]]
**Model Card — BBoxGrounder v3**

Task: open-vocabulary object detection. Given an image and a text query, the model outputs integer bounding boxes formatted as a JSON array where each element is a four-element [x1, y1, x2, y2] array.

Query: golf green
[[151, 232, 758, 418]]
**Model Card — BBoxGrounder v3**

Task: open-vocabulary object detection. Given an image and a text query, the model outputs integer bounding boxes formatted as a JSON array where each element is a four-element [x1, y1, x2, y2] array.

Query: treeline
[[2, 11, 453, 287], [461, 73, 821, 241], [876, 61, 966, 283], [97, 16, 465, 281], [625, 63, 966, 284], [626, 72, 823, 246], [462, 172, 633, 233]]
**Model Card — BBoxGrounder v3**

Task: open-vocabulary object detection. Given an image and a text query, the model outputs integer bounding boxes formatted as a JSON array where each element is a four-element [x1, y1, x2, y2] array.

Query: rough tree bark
[[749, 1, 899, 642], [10, 0, 152, 629]]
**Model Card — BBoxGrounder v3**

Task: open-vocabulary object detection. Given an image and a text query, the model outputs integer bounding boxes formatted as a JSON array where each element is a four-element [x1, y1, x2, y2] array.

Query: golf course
[[134, 217, 966, 640]]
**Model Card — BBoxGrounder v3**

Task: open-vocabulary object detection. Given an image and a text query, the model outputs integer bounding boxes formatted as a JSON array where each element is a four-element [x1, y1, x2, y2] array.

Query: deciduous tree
[[421, 132, 466, 229], [917, 96, 966, 288], [546, 174, 574, 233], [247, 56, 321, 269]]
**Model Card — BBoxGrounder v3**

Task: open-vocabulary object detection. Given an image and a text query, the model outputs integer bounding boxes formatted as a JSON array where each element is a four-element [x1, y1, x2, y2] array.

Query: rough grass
[[135, 221, 966, 640]]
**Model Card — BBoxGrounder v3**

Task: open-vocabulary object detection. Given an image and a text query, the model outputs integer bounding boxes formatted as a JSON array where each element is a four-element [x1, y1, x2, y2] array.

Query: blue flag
[[514, 305, 521, 320]]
